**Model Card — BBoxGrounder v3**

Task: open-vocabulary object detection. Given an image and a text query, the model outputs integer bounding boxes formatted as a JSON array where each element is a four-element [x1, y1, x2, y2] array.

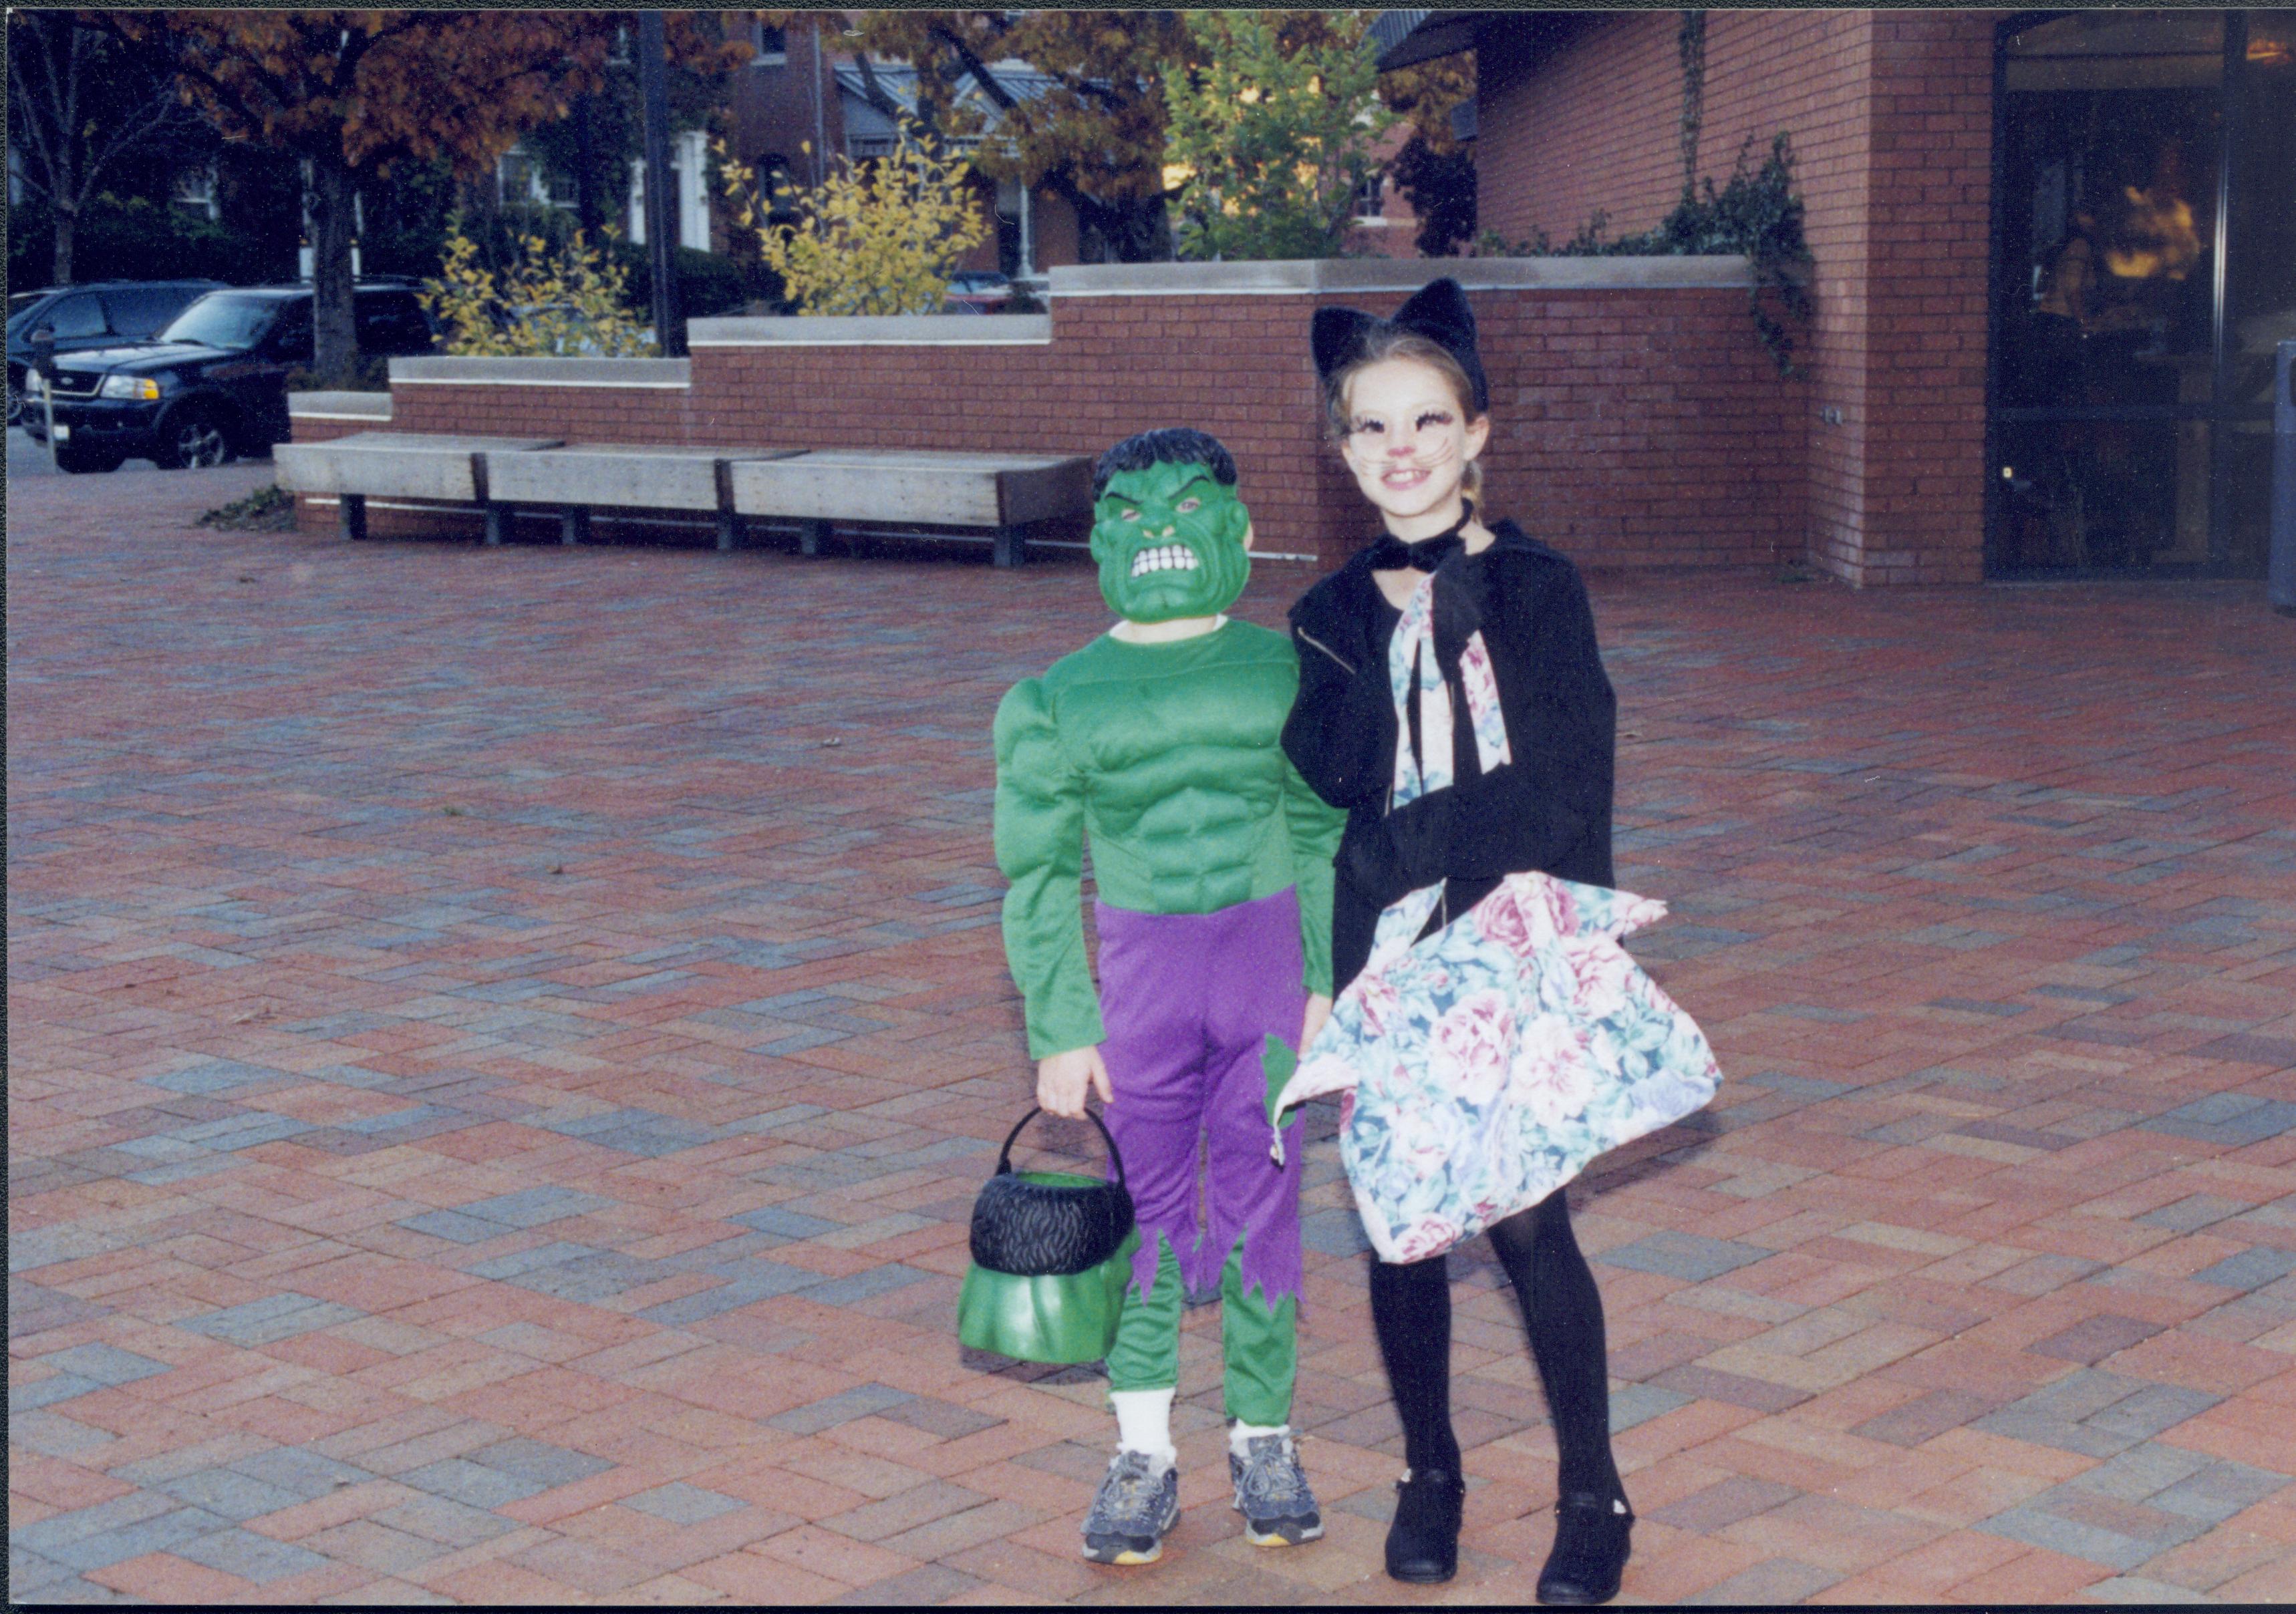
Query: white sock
[[1111, 1388, 1176, 1470], [1228, 1420, 1288, 1460]]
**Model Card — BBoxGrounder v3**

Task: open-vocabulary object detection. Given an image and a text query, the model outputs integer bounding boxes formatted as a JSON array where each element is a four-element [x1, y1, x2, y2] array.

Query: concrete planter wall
[[296, 257, 1803, 572]]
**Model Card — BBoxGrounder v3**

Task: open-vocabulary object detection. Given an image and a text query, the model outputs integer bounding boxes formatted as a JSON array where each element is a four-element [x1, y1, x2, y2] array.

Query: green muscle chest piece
[[1041, 624, 1302, 915]]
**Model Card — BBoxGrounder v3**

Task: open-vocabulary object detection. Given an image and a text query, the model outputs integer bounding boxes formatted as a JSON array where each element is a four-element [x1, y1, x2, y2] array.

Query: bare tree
[[7, 11, 194, 284]]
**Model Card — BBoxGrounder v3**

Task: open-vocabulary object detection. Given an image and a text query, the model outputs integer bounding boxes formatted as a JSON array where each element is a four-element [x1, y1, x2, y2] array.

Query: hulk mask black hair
[[1091, 428, 1252, 623]]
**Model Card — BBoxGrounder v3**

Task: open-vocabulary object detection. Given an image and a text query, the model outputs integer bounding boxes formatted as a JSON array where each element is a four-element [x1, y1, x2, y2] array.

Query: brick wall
[[296, 265, 1804, 575], [728, 14, 846, 191], [1475, 9, 1998, 584]]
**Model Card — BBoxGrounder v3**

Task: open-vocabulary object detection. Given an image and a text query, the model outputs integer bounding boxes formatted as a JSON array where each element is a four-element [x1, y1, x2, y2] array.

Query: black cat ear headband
[[1310, 277, 1489, 416]]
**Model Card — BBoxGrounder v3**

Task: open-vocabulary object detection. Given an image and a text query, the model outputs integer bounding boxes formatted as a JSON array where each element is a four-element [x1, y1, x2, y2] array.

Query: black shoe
[[1385, 1468, 1463, 1584], [1536, 1490, 1633, 1606]]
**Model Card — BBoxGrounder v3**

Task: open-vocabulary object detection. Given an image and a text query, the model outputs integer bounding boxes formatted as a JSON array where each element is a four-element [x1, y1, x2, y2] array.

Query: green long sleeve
[[994, 677, 1106, 1059], [1283, 753, 1345, 995]]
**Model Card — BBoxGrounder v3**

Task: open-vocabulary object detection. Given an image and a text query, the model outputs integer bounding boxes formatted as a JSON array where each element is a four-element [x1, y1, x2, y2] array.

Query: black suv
[[7, 279, 224, 426], [23, 283, 437, 472]]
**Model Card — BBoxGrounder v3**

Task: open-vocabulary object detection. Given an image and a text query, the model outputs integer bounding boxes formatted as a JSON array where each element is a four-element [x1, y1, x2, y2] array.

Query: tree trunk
[[51, 203, 78, 285], [573, 94, 602, 243], [309, 153, 359, 386]]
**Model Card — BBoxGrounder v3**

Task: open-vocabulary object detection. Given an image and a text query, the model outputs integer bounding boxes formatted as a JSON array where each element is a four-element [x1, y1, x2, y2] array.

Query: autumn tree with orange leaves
[[124, 11, 742, 385]]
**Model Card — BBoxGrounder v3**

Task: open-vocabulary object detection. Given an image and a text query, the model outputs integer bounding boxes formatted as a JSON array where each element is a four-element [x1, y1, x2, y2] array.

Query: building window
[[172, 163, 221, 221], [496, 142, 563, 211], [676, 129, 712, 252], [1352, 169, 1388, 221], [756, 156, 800, 222], [751, 21, 786, 65]]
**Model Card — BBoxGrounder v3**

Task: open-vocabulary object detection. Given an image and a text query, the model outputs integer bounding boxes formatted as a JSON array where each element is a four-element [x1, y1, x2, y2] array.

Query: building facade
[[1379, 7, 2295, 585]]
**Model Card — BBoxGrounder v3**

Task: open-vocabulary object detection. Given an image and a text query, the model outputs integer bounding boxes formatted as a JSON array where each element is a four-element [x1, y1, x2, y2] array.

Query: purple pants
[[1095, 886, 1308, 1306]]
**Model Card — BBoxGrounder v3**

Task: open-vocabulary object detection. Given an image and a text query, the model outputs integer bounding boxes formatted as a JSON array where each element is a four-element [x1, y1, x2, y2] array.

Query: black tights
[[1369, 1188, 1622, 1502]]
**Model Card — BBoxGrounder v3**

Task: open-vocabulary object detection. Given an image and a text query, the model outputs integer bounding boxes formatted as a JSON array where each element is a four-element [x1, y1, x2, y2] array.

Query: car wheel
[[160, 407, 234, 470], [5, 383, 21, 428], [55, 442, 124, 474]]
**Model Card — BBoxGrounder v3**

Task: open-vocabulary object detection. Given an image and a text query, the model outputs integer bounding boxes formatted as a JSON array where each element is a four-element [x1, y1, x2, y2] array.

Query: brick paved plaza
[[9, 463, 2296, 1605]]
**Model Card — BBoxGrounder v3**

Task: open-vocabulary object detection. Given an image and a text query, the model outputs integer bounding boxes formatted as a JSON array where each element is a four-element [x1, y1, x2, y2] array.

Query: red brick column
[[1852, 11, 1994, 585]]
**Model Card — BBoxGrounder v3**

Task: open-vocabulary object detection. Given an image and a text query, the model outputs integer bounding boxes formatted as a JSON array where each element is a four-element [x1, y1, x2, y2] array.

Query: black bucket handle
[[994, 1106, 1127, 1190]]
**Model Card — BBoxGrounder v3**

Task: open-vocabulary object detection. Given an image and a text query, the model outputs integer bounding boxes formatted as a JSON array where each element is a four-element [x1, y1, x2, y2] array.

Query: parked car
[[7, 279, 224, 427], [944, 270, 1012, 314], [21, 283, 438, 473], [488, 301, 656, 357]]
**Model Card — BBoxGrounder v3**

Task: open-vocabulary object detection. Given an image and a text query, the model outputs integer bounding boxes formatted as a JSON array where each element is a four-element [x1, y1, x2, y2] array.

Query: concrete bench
[[482, 443, 805, 551], [273, 432, 564, 544], [277, 433, 1093, 566], [728, 449, 1093, 568]]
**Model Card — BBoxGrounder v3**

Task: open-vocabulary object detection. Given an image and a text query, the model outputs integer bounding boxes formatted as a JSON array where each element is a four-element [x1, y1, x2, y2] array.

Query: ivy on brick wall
[[1481, 132, 1814, 377], [1677, 11, 1707, 208]]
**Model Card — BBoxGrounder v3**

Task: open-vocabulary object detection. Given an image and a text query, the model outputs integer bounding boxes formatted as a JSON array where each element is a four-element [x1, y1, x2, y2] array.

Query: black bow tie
[[1365, 502, 1475, 573], [1364, 532, 1463, 573]]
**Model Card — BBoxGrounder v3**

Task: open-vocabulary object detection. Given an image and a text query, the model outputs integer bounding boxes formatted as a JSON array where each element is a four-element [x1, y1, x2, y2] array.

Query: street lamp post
[[639, 11, 685, 357]]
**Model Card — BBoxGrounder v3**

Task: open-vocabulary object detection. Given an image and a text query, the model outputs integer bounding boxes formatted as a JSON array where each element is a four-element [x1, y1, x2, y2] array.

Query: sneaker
[[1081, 1450, 1181, 1565], [1229, 1431, 1324, 1547]]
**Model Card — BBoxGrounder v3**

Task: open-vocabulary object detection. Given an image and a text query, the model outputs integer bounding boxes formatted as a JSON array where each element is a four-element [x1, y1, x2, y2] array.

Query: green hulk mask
[[1091, 460, 1253, 623]]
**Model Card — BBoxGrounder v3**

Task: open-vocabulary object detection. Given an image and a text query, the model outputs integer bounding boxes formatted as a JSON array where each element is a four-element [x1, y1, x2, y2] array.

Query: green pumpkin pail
[[959, 1188, 1139, 1365]]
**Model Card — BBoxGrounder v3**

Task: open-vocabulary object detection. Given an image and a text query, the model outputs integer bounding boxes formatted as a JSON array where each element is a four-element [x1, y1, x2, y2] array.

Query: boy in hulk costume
[[994, 428, 1346, 1567]]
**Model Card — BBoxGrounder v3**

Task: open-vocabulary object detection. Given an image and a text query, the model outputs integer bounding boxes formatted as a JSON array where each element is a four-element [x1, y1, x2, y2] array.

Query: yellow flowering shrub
[[718, 124, 988, 317], [420, 218, 658, 357]]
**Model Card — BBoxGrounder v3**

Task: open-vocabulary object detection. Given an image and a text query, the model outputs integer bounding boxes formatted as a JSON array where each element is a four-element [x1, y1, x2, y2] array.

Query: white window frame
[[172, 162, 221, 221], [1352, 168, 1389, 223]]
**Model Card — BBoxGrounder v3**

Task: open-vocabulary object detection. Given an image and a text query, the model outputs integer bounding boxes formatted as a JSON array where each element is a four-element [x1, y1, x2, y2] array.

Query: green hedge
[[612, 243, 788, 319], [9, 194, 295, 290]]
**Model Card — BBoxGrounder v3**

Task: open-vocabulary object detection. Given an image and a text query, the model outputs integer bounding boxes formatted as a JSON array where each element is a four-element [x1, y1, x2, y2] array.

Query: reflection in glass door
[[1987, 11, 2294, 578]]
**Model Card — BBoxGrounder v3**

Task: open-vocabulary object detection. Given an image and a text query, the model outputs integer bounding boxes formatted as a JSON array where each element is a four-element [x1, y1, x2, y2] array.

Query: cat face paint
[[1091, 460, 1253, 623]]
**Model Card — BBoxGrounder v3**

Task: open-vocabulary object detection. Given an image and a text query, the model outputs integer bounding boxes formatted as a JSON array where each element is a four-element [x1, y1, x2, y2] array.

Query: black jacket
[[1282, 520, 1616, 989]]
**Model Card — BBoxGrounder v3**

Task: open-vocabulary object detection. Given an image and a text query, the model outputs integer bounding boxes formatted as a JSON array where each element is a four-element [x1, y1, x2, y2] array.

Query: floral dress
[[1270, 864, 1721, 1264], [1274, 558, 1721, 1263]]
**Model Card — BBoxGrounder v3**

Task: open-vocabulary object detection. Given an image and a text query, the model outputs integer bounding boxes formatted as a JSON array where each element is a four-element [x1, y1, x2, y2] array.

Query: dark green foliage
[[284, 357, 392, 393], [434, 204, 780, 319], [1481, 132, 1812, 375], [614, 244, 786, 318], [1677, 12, 1707, 206], [7, 194, 293, 290], [1390, 136, 1477, 259], [196, 483, 295, 531], [359, 159, 458, 285]]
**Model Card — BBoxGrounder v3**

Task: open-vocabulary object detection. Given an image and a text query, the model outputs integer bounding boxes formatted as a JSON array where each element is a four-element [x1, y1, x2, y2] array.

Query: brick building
[[1377, 8, 2295, 585], [728, 17, 1084, 285]]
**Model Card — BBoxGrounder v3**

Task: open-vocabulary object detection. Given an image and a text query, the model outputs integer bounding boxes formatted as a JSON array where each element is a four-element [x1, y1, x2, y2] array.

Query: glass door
[[2222, 11, 2296, 575], [1987, 11, 2292, 579]]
